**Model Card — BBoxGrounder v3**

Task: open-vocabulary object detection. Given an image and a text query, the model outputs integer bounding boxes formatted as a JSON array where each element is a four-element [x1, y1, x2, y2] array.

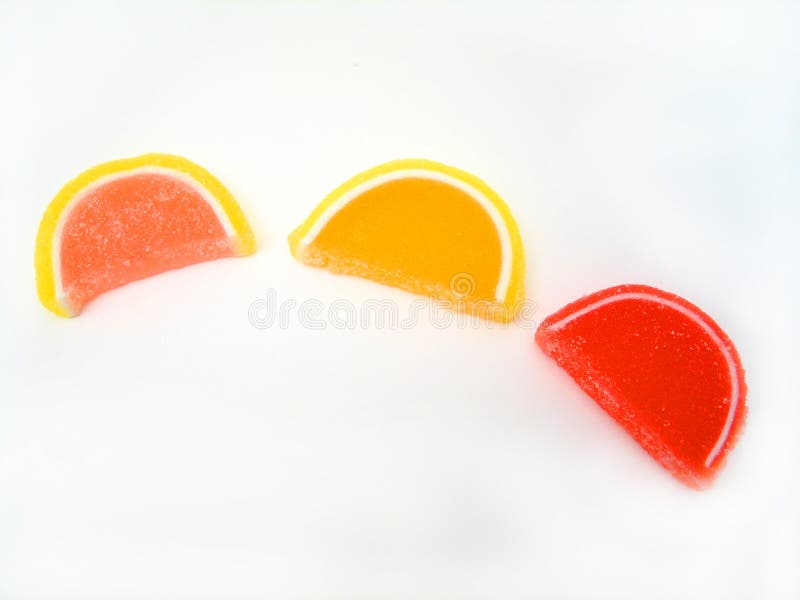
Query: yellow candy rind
[[288, 158, 526, 322], [35, 153, 256, 318]]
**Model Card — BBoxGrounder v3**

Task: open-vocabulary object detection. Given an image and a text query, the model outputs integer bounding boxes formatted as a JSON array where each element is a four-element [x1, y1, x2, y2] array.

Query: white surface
[[1, 2, 798, 599]]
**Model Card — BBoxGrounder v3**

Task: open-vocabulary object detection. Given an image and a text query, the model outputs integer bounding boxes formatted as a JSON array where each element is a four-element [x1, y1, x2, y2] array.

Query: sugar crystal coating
[[35, 153, 256, 317], [288, 159, 526, 323], [535, 284, 747, 488]]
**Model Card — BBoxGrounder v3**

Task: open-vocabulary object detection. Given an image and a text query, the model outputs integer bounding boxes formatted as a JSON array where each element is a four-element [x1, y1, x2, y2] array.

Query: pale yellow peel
[[289, 158, 526, 322], [35, 153, 256, 317]]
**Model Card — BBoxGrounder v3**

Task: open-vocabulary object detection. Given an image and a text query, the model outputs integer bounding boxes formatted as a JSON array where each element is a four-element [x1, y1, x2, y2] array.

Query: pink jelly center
[[59, 172, 232, 310]]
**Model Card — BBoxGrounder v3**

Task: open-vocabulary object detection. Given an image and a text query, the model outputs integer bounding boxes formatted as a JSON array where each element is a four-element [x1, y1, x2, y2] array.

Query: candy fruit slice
[[289, 159, 525, 322], [35, 153, 256, 317], [536, 284, 747, 488]]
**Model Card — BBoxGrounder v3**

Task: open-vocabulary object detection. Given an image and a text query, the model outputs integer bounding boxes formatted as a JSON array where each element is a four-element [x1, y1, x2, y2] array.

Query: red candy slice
[[536, 284, 747, 488]]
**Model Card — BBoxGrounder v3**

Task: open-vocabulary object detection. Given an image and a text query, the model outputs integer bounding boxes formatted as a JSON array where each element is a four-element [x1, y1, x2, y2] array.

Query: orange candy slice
[[536, 284, 747, 488], [289, 159, 526, 321], [35, 153, 256, 317]]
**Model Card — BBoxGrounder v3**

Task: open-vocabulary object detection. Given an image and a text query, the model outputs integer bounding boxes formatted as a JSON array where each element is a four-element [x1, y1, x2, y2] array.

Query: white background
[[1, 1, 798, 598]]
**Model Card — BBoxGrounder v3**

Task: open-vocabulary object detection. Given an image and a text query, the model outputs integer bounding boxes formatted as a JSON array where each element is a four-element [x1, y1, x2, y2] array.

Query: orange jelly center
[[310, 177, 503, 301]]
